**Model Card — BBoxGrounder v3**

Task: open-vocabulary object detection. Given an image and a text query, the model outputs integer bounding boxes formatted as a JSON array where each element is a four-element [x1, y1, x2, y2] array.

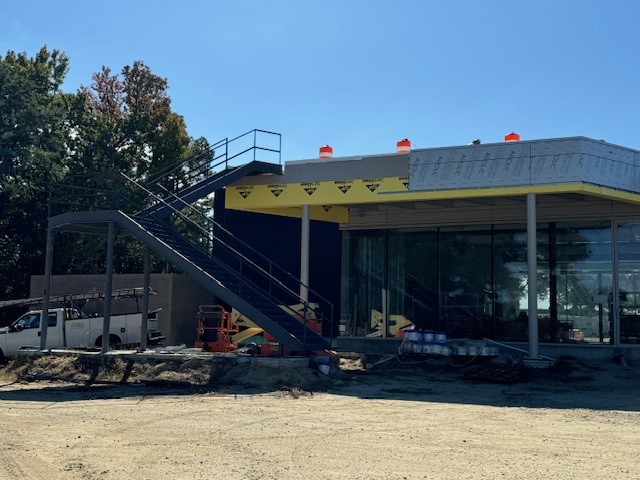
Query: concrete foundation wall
[[30, 274, 213, 346], [333, 337, 640, 361], [167, 274, 216, 346]]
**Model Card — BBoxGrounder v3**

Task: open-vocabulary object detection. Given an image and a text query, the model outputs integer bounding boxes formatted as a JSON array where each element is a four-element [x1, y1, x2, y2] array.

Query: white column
[[300, 204, 310, 302], [527, 193, 539, 359]]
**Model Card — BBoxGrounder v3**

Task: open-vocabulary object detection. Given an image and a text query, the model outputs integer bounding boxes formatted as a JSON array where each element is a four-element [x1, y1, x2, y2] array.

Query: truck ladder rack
[[0, 287, 156, 310]]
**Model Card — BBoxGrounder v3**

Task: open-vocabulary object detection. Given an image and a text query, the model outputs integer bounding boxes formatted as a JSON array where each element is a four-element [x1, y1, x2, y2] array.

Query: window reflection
[[341, 221, 613, 343], [439, 228, 491, 339], [340, 231, 384, 337], [388, 230, 438, 335], [616, 223, 640, 343]]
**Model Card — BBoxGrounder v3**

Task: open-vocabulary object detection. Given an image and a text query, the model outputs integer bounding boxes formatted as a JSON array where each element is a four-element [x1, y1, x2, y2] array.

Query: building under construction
[[38, 130, 640, 359]]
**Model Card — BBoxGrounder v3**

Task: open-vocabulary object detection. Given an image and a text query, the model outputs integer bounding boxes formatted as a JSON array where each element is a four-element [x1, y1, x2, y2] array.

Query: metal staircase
[[143, 161, 281, 219], [130, 214, 329, 351], [48, 129, 332, 353], [141, 129, 282, 218]]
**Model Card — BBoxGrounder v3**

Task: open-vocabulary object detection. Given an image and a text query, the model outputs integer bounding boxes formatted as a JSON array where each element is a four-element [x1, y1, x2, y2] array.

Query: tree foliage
[[0, 48, 213, 299], [0, 47, 71, 298]]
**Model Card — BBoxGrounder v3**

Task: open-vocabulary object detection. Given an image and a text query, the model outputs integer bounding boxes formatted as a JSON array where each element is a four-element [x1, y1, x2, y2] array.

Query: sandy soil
[[0, 353, 639, 480]]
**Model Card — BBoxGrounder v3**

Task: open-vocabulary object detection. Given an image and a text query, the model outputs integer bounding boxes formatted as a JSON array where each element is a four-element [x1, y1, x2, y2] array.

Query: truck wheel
[[0, 348, 5, 365], [95, 335, 122, 350]]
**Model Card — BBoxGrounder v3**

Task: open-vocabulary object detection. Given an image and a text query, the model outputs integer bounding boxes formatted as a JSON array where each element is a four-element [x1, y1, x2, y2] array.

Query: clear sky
[[2, 0, 639, 161]]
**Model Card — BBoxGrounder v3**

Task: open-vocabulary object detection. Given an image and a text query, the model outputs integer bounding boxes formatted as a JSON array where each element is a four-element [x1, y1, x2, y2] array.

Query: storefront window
[[340, 220, 613, 343], [340, 231, 384, 337], [439, 227, 492, 338], [615, 222, 640, 344], [387, 230, 438, 335], [551, 222, 611, 343], [494, 226, 529, 341]]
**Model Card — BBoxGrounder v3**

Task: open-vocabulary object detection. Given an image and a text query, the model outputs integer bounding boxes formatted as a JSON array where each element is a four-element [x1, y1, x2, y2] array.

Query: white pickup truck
[[0, 307, 164, 359]]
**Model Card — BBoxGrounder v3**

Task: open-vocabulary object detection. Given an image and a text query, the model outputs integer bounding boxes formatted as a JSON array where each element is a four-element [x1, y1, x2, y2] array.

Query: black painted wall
[[214, 191, 342, 335]]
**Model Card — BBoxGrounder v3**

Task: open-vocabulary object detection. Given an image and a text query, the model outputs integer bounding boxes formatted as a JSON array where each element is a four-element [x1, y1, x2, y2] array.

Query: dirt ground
[[0, 352, 639, 480]]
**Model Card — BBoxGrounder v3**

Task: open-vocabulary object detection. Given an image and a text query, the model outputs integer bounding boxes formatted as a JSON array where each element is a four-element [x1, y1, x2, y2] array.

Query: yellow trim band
[[226, 177, 640, 222]]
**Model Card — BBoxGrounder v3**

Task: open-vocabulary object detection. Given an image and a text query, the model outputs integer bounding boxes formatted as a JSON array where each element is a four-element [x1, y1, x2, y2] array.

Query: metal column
[[527, 193, 539, 359], [40, 227, 54, 351], [300, 204, 310, 302], [101, 222, 115, 354], [138, 247, 151, 352], [612, 220, 621, 347]]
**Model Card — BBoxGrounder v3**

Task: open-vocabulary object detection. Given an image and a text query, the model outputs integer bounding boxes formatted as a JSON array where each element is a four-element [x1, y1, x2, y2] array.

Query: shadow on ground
[[0, 353, 330, 401], [329, 355, 640, 412], [1, 353, 639, 412]]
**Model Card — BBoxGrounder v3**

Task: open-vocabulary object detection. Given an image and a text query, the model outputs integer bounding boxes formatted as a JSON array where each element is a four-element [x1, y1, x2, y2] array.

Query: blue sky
[[2, 1, 639, 160]]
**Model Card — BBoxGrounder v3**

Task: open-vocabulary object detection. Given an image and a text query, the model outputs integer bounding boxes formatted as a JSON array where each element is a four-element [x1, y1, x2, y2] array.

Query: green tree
[[0, 49, 214, 299], [0, 47, 72, 299], [62, 61, 214, 275]]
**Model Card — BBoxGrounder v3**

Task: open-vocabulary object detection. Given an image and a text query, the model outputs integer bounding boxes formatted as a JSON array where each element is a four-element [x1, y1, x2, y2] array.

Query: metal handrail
[[152, 182, 335, 320], [49, 177, 127, 213], [117, 173, 332, 335], [144, 129, 282, 191], [145, 136, 225, 185]]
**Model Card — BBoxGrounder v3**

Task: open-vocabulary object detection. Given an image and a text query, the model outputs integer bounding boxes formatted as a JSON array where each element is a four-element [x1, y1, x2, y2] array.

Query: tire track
[[0, 442, 66, 480], [0, 447, 35, 480]]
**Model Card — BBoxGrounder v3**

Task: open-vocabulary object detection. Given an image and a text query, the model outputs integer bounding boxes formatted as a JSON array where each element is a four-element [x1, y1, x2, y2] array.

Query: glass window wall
[[340, 231, 384, 337], [341, 220, 614, 343], [387, 230, 438, 335], [439, 227, 492, 339], [494, 226, 530, 341], [616, 222, 640, 344], [551, 222, 611, 344]]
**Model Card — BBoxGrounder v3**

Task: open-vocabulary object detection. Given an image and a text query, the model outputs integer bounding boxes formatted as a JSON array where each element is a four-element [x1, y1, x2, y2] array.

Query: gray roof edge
[[285, 152, 409, 166], [284, 137, 639, 164], [409, 136, 640, 155], [225, 152, 409, 185], [230, 136, 640, 187]]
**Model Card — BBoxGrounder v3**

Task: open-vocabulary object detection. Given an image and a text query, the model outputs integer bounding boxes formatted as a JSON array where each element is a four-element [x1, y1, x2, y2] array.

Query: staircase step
[[131, 211, 325, 351]]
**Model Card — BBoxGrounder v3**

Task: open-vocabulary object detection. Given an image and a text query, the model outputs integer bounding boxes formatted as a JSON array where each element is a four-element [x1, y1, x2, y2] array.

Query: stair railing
[[152, 182, 335, 335], [145, 129, 282, 195], [119, 173, 332, 344]]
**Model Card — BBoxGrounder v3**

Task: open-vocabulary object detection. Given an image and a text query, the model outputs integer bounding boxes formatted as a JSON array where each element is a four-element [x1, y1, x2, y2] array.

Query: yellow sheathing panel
[[227, 176, 410, 208], [226, 180, 640, 219]]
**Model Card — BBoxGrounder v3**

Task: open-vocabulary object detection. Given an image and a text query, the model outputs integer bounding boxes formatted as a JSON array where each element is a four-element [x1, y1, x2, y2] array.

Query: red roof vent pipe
[[319, 145, 333, 159], [396, 138, 411, 153], [504, 132, 520, 142]]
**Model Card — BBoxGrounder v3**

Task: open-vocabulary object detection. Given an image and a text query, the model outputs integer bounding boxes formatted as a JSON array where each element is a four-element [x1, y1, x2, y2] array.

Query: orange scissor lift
[[194, 305, 239, 353], [194, 304, 323, 356]]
